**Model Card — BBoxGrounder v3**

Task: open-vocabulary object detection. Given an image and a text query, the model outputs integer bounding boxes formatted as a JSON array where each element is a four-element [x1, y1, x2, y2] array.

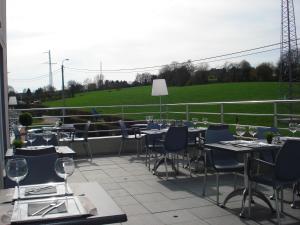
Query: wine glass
[[55, 157, 75, 195], [202, 117, 208, 127], [43, 128, 52, 145], [248, 126, 257, 140], [236, 124, 246, 139], [192, 118, 198, 128], [6, 158, 28, 200], [289, 122, 298, 136], [27, 132, 36, 146]]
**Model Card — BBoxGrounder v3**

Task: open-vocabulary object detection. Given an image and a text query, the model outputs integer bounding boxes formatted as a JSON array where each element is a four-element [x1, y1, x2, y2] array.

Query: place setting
[[2, 157, 97, 224]]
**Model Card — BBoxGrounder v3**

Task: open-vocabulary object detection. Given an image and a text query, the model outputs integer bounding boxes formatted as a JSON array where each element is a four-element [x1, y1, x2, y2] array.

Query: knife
[[41, 201, 65, 217]]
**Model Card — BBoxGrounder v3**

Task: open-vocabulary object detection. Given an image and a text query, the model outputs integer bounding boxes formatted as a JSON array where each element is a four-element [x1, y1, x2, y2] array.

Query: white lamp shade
[[151, 79, 168, 96], [8, 96, 18, 106]]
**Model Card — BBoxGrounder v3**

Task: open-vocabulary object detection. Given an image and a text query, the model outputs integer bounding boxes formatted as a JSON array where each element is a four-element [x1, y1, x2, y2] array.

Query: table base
[[221, 187, 275, 217]]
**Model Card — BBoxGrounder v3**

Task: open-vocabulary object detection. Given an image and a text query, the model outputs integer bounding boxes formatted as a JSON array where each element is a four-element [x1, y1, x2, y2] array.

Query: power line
[[65, 40, 298, 73], [8, 68, 60, 81]]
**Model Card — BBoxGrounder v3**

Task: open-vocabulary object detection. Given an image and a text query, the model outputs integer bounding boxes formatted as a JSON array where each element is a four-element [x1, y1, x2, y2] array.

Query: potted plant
[[19, 112, 33, 127], [12, 138, 23, 149], [265, 132, 274, 144], [18, 112, 33, 141]]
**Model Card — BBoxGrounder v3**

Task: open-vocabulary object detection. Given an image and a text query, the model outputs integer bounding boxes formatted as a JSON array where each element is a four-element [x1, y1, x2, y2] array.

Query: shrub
[[19, 112, 33, 126]]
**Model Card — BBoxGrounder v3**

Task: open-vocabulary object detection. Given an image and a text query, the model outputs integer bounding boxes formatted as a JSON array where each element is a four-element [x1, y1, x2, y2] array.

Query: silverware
[[41, 201, 65, 217], [26, 186, 54, 194], [30, 200, 58, 216]]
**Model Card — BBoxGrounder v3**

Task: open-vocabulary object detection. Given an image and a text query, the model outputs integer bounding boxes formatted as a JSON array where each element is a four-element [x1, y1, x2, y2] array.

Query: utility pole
[[44, 50, 56, 87], [61, 59, 69, 122]]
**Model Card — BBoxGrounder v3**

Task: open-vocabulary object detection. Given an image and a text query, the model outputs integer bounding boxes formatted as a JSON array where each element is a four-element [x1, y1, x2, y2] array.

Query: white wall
[[0, 0, 8, 189]]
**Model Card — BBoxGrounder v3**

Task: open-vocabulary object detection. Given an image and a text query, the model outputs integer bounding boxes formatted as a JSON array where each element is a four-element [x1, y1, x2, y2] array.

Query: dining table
[[5, 146, 76, 159], [204, 140, 281, 217], [0, 182, 127, 225]]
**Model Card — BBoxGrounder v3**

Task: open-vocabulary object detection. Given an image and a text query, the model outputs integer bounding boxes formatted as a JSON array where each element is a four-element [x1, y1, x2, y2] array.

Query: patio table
[[204, 140, 281, 217], [0, 182, 127, 225], [5, 146, 76, 159]]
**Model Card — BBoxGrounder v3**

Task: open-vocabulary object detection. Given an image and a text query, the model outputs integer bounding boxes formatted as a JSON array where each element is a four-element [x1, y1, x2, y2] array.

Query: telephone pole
[[44, 50, 56, 87]]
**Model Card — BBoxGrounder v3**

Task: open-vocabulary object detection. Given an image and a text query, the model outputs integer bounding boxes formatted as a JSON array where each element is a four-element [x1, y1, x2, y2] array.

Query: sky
[[6, 0, 300, 92]]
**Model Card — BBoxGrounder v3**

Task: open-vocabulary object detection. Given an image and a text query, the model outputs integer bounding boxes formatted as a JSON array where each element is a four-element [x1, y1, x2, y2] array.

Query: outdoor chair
[[91, 108, 101, 121], [12, 124, 21, 140], [64, 121, 93, 161], [247, 140, 300, 225], [152, 126, 189, 179], [147, 122, 160, 130], [256, 126, 280, 162], [4, 152, 64, 188], [118, 120, 145, 157], [144, 128, 164, 170], [203, 124, 244, 205]]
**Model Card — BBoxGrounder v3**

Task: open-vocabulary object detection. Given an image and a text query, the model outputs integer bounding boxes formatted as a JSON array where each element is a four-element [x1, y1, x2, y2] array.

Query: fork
[[30, 200, 59, 216], [41, 201, 65, 217]]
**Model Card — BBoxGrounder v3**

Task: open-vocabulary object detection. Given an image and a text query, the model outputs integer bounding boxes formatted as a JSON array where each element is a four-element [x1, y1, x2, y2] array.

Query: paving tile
[[108, 189, 131, 198], [133, 193, 169, 204], [188, 205, 231, 219], [154, 209, 201, 225], [123, 214, 165, 225], [120, 181, 158, 195], [114, 195, 139, 206], [204, 214, 259, 225], [120, 203, 150, 216], [100, 182, 122, 191]]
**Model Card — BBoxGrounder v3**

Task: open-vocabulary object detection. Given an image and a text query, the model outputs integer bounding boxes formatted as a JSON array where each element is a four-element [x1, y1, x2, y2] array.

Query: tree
[[68, 80, 83, 97], [239, 60, 252, 81], [134, 73, 156, 85], [190, 63, 209, 84], [256, 63, 275, 81]]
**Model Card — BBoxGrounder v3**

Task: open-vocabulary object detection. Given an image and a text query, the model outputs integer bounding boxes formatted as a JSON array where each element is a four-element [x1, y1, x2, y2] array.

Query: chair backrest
[[25, 134, 58, 146], [15, 146, 56, 156], [12, 124, 21, 140], [183, 121, 193, 128], [119, 120, 128, 138], [147, 122, 160, 130], [164, 126, 188, 153], [275, 140, 300, 181], [18, 153, 64, 185], [205, 125, 237, 163], [83, 121, 91, 141], [256, 127, 279, 139], [205, 125, 234, 144]]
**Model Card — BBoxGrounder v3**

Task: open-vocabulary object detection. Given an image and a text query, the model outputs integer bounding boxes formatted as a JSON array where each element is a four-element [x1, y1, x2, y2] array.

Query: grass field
[[45, 82, 299, 129]]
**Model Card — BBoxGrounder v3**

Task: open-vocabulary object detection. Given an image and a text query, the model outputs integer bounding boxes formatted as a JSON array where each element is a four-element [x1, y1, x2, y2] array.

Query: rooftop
[[69, 154, 300, 225]]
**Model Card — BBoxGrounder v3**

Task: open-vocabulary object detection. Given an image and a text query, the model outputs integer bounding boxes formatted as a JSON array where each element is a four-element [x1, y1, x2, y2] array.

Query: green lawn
[[45, 82, 299, 129]]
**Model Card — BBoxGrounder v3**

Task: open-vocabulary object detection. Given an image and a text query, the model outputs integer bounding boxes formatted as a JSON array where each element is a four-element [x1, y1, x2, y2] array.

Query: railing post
[[186, 104, 189, 121], [121, 105, 125, 120], [62, 107, 65, 123], [273, 102, 278, 127], [220, 103, 224, 124]]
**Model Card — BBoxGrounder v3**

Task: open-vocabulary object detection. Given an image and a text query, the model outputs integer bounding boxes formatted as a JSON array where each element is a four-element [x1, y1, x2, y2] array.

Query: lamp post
[[61, 59, 69, 122], [151, 79, 168, 119]]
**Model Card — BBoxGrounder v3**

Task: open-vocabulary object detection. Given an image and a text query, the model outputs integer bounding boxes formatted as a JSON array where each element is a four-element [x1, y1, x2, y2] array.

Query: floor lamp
[[151, 79, 168, 119]]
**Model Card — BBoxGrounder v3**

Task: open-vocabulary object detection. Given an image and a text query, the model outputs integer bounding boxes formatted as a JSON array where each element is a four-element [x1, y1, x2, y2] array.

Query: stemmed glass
[[192, 118, 198, 128], [248, 126, 257, 140], [289, 122, 298, 136], [202, 117, 208, 127], [27, 132, 36, 146], [6, 158, 28, 200], [236, 124, 246, 139], [55, 157, 75, 195], [43, 128, 52, 145]]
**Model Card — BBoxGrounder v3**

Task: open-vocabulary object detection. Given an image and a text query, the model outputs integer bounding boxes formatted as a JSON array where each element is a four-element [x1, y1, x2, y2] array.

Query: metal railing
[[10, 99, 300, 136]]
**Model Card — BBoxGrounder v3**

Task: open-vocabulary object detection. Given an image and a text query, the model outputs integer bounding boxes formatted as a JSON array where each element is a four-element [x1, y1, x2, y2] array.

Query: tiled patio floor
[[69, 154, 300, 225]]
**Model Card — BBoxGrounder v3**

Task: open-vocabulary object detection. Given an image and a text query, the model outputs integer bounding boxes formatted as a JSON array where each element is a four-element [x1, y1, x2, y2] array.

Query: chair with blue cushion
[[203, 124, 244, 205], [247, 140, 300, 224], [152, 126, 189, 179], [119, 120, 145, 157], [12, 124, 21, 140], [91, 108, 101, 121]]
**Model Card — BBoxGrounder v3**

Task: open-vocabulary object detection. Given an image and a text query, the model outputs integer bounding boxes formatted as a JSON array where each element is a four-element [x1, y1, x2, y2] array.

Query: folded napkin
[[78, 196, 98, 216], [25, 186, 57, 196], [28, 201, 67, 216]]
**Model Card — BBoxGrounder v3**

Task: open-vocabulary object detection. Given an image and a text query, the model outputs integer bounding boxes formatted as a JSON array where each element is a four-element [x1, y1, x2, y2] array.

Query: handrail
[[9, 99, 300, 137]]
